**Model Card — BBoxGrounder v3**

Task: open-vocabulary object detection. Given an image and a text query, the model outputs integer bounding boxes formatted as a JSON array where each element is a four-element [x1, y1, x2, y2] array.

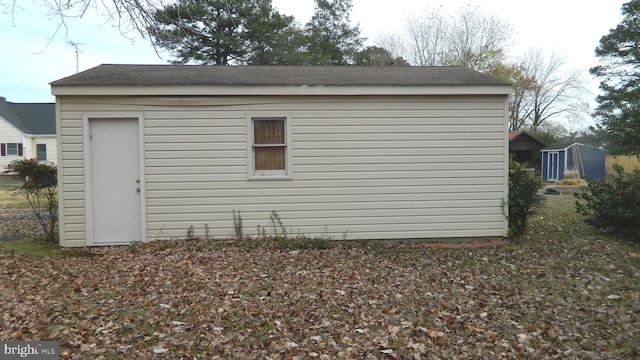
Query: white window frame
[[36, 143, 47, 161], [6, 143, 19, 156], [246, 114, 293, 180]]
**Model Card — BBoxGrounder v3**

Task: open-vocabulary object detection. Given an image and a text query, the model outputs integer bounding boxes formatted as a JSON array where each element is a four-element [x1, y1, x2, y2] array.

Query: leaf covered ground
[[1, 195, 639, 359]]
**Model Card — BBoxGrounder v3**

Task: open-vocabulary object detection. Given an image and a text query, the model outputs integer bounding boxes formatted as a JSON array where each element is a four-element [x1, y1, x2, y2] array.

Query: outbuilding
[[508, 130, 546, 166], [51, 65, 512, 247], [541, 142, 606, 181]]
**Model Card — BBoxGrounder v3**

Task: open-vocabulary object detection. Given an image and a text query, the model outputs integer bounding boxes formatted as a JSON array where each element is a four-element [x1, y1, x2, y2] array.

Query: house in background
[[0, 97, 56, 170], [508, 130, 546, 166], [541, 143, 606, 181], [51, 64, 512, 247]]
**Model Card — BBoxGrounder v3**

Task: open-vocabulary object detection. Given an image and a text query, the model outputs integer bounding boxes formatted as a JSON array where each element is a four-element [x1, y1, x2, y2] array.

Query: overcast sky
[[0, 0, 626, 107]]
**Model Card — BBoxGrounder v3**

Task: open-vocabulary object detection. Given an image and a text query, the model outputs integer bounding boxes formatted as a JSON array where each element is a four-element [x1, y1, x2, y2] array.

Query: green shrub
[[508, 159, 545, 238], [575, 164, 640, 239], [232, 210, 336, 251]]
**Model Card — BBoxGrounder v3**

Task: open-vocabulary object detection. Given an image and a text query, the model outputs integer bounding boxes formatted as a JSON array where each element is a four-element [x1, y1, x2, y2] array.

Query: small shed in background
[[508, 130, 546, 166], [541, 143, 606, 181]]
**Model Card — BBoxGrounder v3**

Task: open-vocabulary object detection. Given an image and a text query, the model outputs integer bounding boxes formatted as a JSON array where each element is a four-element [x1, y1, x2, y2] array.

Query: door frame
[[83, 113, 146, 246], [547, 151, 560, 182]]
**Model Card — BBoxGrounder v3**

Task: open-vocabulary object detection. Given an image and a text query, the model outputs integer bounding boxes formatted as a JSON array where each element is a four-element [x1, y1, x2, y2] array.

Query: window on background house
[[36, 144, 47, 161], [0, 143, 22, 157], [7, 143, 18, 156], [249, 117, 291, 178]]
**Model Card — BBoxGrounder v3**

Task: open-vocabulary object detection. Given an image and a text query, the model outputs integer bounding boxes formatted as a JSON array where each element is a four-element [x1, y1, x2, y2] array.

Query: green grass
[[0, 183, 30, 208], [0, 238, 94, 258]]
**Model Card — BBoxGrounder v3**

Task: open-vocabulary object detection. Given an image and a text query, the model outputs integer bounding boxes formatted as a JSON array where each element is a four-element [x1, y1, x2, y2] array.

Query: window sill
[[248, 173, 292, 181]]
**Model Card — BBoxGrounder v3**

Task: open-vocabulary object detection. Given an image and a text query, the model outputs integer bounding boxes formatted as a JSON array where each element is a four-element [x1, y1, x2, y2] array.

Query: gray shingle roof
[[51, 64, 512, 87], [0, 98, 55, 135]]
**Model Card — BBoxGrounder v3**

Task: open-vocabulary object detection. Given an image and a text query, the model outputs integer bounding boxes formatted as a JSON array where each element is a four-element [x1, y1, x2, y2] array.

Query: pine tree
[[591, 0, 640, 154], [303, 0, 364, 65], [151, 0, 297, 65]]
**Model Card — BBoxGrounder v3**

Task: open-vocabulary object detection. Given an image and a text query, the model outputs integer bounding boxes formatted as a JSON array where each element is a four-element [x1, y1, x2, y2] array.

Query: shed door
[[89, 118, 142, 245], [548, 152, 560, 181]]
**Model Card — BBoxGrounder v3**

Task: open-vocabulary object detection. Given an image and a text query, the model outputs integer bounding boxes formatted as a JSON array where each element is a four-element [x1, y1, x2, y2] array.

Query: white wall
[[26, 137, 58, 164], [57, 95, 508, 247], [0, 117, 24, 170]]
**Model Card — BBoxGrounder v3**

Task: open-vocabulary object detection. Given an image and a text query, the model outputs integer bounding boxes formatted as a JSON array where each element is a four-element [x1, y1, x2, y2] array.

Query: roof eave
[[24, 133, 56, 138], [51, 84, 513, 97], [510, 132, 547, 147], [541, 143, 584, 152]]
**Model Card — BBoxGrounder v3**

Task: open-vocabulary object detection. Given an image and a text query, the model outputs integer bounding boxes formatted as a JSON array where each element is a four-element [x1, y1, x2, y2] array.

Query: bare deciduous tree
[[386, 5, 512, 72], [2, 0, 164, 41], [487, 62, 537, 131], [446, 6, 512, 72], [375, 33, 409, 62], [405, 7, 447, 66], [516, 50, 588, 132]]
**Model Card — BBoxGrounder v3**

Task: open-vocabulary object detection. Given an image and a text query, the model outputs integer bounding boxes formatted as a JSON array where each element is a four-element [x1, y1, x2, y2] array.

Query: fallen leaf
[[465, 323, 486, 333], [0, 196, 636, 359], [388, 325, 401, 337], [310, 335, 323, 342], [153, 347, 168, 354]]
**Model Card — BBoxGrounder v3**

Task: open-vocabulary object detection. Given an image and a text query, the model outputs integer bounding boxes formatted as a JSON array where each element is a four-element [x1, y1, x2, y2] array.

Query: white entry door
[[548, 152, 560, 181], [88, 118, 142, 245]]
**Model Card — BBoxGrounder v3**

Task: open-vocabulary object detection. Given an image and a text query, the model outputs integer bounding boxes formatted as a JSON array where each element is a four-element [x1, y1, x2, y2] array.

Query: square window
[[6, 143, 18, 156], [248, 116, 291, 179]]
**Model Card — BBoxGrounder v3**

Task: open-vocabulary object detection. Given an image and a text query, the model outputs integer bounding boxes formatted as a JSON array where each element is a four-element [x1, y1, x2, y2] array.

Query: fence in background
[[606, 155, 640, 175]]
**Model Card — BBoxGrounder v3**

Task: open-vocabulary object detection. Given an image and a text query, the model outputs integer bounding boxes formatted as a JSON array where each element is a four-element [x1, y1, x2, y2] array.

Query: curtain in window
[[254, 119, 285, 171]]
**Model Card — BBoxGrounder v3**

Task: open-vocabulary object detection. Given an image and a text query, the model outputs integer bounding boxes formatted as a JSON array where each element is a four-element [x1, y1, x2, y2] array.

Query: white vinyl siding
[[0, 118, 24, 169], [27, 138, 57, 164], [56, 95, 508, 247], [1, 117, 57, 169]]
